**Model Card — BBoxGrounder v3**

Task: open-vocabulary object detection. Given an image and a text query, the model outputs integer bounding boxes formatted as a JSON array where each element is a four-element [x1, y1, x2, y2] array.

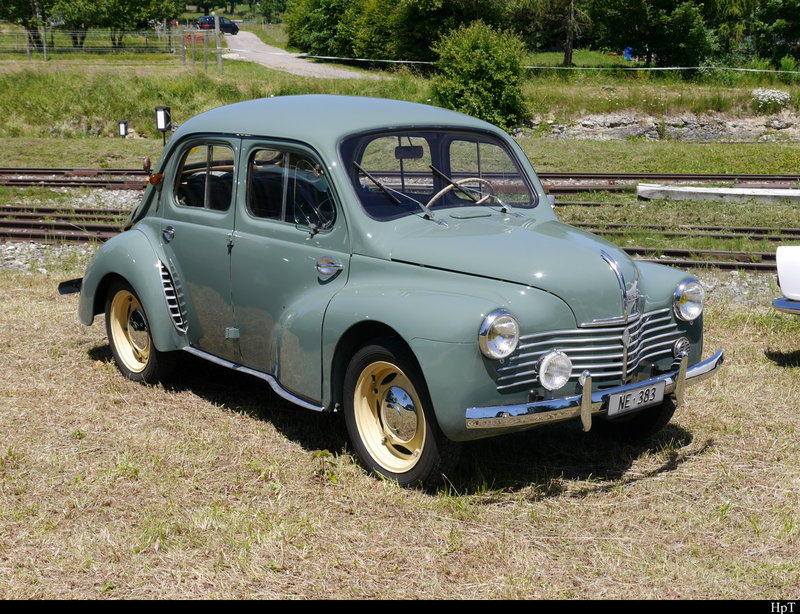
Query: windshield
[[341, 129, 539, 221]]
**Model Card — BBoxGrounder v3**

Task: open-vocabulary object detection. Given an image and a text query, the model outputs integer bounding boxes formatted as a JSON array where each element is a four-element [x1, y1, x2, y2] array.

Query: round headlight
[[478, 309, 520, 360], [674, 278, 705, 321], [538, 350, 572, 391]]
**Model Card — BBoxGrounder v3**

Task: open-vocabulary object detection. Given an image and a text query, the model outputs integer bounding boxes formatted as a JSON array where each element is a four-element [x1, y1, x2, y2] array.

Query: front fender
[[78, 228, 187, 353], [321, 256, 577, 439]]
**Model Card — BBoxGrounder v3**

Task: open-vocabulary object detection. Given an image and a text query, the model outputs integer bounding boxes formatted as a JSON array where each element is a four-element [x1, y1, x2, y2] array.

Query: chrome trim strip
[[182, 346, 325, 412], [466, 350, 724, 429], [773, 297, 800, 315], [159, 260, 188, 333], [498, 307, 682, 390], [601, 249, 627, 308]]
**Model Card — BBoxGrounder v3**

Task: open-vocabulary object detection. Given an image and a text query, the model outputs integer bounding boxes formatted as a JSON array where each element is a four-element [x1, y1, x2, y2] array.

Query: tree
[[701, 0, 757, 57], [283, 0, 357, 57], [256, 0, 288, 22], [97, 0, 182, 48], [751, 0, 800, 66], [196, 1, 228, 16], [588, 0, 713, 67], [52, 0, 94, 47], [507, 0, 590, 64], [0, 0, 54, 50]]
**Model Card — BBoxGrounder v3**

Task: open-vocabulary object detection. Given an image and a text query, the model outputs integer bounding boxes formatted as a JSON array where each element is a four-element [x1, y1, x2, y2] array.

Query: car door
[[230, 140, 350, 403], [158, 137, 240, 361]]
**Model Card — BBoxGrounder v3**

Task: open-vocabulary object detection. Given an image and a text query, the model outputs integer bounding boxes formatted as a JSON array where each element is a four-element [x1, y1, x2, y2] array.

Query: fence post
[[180, 28, 186, 64], [216, 31, 223, 74], [203, 33, 208, 71]]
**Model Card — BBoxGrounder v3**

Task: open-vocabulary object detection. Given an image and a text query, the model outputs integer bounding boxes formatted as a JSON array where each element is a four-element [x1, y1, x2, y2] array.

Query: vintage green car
[[60, 95, 723, 486]]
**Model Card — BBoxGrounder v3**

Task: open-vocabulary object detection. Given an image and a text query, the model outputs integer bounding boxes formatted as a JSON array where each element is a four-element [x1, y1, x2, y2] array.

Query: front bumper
[[465, 350, 724, 431], [773, 297, 800, 315]]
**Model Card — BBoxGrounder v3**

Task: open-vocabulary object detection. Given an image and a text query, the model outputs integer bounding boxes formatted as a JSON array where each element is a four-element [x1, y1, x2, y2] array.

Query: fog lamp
[[673, 337, 690, 359], [538, 350, 572, 391]]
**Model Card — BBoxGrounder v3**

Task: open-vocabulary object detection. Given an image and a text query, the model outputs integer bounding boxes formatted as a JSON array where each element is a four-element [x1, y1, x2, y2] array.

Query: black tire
[[104, 280, 175, 384], [593, 396, 677, 441], [342, 340, 460, 487]]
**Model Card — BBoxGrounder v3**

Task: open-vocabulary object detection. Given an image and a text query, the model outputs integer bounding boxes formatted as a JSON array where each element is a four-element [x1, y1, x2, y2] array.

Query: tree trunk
[[71, 30, 87, 48], [563, 0, 575, 67], [26, 27, 43, 50]]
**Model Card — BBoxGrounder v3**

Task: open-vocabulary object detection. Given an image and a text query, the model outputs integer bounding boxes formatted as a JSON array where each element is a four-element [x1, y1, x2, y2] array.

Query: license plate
[[607, 381, 665, 417]]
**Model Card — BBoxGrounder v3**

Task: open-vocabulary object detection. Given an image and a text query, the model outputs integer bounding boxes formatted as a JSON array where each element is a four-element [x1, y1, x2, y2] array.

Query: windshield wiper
[[353, 162, 440, 222], [353, 161, 401, 206]]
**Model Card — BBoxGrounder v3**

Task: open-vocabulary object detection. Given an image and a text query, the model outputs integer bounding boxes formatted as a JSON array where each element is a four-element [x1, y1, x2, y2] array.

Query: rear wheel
[[343, 341, 459, 487], [105, 280, 174, 384]]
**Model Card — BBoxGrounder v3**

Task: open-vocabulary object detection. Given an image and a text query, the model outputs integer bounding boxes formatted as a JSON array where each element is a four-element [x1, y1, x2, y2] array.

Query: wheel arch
[[329, 321, 422, 413]]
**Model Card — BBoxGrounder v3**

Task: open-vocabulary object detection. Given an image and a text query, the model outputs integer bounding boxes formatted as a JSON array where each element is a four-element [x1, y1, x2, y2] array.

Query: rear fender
[[78, 229, 187, 352]]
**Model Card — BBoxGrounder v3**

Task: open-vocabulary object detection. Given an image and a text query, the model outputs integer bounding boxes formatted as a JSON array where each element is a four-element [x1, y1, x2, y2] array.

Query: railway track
[[2, 167, 798, 270], [2, 167, 799, 193], [0, 204, 789, 271]]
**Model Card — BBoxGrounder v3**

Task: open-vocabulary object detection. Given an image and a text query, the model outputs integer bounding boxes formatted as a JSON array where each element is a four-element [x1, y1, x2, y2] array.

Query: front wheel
[[105, 280, 175, 384], [343, 341, 459, 487]]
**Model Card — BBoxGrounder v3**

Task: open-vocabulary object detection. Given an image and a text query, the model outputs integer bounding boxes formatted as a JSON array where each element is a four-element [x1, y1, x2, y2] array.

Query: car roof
[[168, 95, 502, 152]]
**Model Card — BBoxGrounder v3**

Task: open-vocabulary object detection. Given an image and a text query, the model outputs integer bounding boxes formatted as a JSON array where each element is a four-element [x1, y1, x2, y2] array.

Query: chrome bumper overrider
[[773, 298, 800, 315], [465, 350, 724, 431]]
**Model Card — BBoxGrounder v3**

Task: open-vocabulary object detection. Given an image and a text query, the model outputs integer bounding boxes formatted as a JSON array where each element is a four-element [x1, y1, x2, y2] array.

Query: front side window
[[341, 129, 537, 221], [174, 143, 235, 211], [247, 148, 335, 230]]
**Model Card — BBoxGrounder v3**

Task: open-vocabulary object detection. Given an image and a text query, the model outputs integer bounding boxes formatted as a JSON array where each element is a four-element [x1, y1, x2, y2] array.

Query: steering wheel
[[294, 197, 335, 230], [424, 177, 496, 209]]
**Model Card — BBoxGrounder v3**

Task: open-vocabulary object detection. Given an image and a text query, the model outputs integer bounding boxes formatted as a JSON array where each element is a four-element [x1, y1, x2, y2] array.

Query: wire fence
[[0, 27, 232, 72], [0, 28, 186, 55], [4, 27, 799, 80]]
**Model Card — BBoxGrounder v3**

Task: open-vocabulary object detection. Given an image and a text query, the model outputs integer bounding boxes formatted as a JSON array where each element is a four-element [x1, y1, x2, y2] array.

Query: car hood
[[384, 212, 641, 325]]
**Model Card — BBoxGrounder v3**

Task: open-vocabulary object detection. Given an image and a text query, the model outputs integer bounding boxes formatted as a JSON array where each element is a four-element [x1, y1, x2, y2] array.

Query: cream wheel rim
[[353, 361, 426, 474], [109, 290, 151, 374]]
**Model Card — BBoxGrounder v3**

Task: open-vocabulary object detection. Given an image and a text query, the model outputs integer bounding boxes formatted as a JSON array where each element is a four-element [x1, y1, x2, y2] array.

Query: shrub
[[431, 21, 529, 132], [778, 55, 800, 84], [751, 88, 791, 114]]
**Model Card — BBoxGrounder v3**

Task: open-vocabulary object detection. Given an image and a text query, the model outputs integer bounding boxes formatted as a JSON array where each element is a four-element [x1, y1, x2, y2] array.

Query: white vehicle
[[774, 246, 800, 315]]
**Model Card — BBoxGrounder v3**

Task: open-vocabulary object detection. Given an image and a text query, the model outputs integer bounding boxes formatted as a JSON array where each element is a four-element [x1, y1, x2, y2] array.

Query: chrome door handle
[[162, 226, 175, 242], [315, 257, 344, 276]]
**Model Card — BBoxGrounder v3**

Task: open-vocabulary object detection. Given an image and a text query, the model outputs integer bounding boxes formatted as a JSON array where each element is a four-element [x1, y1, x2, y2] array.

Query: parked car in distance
[[774, 245, 800, 315], [195, 15, 239, 35], [59, 95, 724, 486]]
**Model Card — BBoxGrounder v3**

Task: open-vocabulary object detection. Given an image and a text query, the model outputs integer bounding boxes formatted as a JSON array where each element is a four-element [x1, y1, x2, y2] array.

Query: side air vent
[[159, 261, 188, 333]]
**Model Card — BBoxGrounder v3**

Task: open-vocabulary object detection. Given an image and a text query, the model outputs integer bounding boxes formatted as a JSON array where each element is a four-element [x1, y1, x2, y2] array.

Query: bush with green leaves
[[431, 21, 529, 132]]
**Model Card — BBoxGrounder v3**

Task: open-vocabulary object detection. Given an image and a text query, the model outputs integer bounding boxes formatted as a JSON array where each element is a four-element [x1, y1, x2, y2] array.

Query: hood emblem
[[601, 250, 640, 319]]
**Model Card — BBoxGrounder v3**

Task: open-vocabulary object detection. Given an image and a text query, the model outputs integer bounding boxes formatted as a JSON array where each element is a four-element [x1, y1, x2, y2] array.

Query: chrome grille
[[496, 308, 680, 391], [159, 261, 187, 333]]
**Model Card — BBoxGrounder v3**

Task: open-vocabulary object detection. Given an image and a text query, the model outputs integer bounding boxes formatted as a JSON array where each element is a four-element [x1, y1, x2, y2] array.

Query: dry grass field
[[0, 266, 798, 599]]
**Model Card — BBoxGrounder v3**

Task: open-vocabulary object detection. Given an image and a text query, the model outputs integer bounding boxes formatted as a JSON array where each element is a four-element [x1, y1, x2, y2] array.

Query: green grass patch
[[520, 139, 800, 174]]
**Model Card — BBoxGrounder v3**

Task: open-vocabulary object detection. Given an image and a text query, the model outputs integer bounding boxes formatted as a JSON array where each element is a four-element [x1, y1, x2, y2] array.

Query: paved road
[[224, 31, 384, 80]]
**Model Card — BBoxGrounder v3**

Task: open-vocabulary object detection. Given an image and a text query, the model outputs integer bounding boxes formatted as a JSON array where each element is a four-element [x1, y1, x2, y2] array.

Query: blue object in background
[[624, 47, 634, 60]]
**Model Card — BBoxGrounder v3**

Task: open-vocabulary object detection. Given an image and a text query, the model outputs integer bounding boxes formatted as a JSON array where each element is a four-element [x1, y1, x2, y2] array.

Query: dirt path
[[224, 31, 385, 80]]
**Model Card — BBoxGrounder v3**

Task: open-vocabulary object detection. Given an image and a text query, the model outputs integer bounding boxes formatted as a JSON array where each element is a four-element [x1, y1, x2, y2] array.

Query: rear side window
[[174, 144, 235, 211], [247, 148, 336, 230]]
